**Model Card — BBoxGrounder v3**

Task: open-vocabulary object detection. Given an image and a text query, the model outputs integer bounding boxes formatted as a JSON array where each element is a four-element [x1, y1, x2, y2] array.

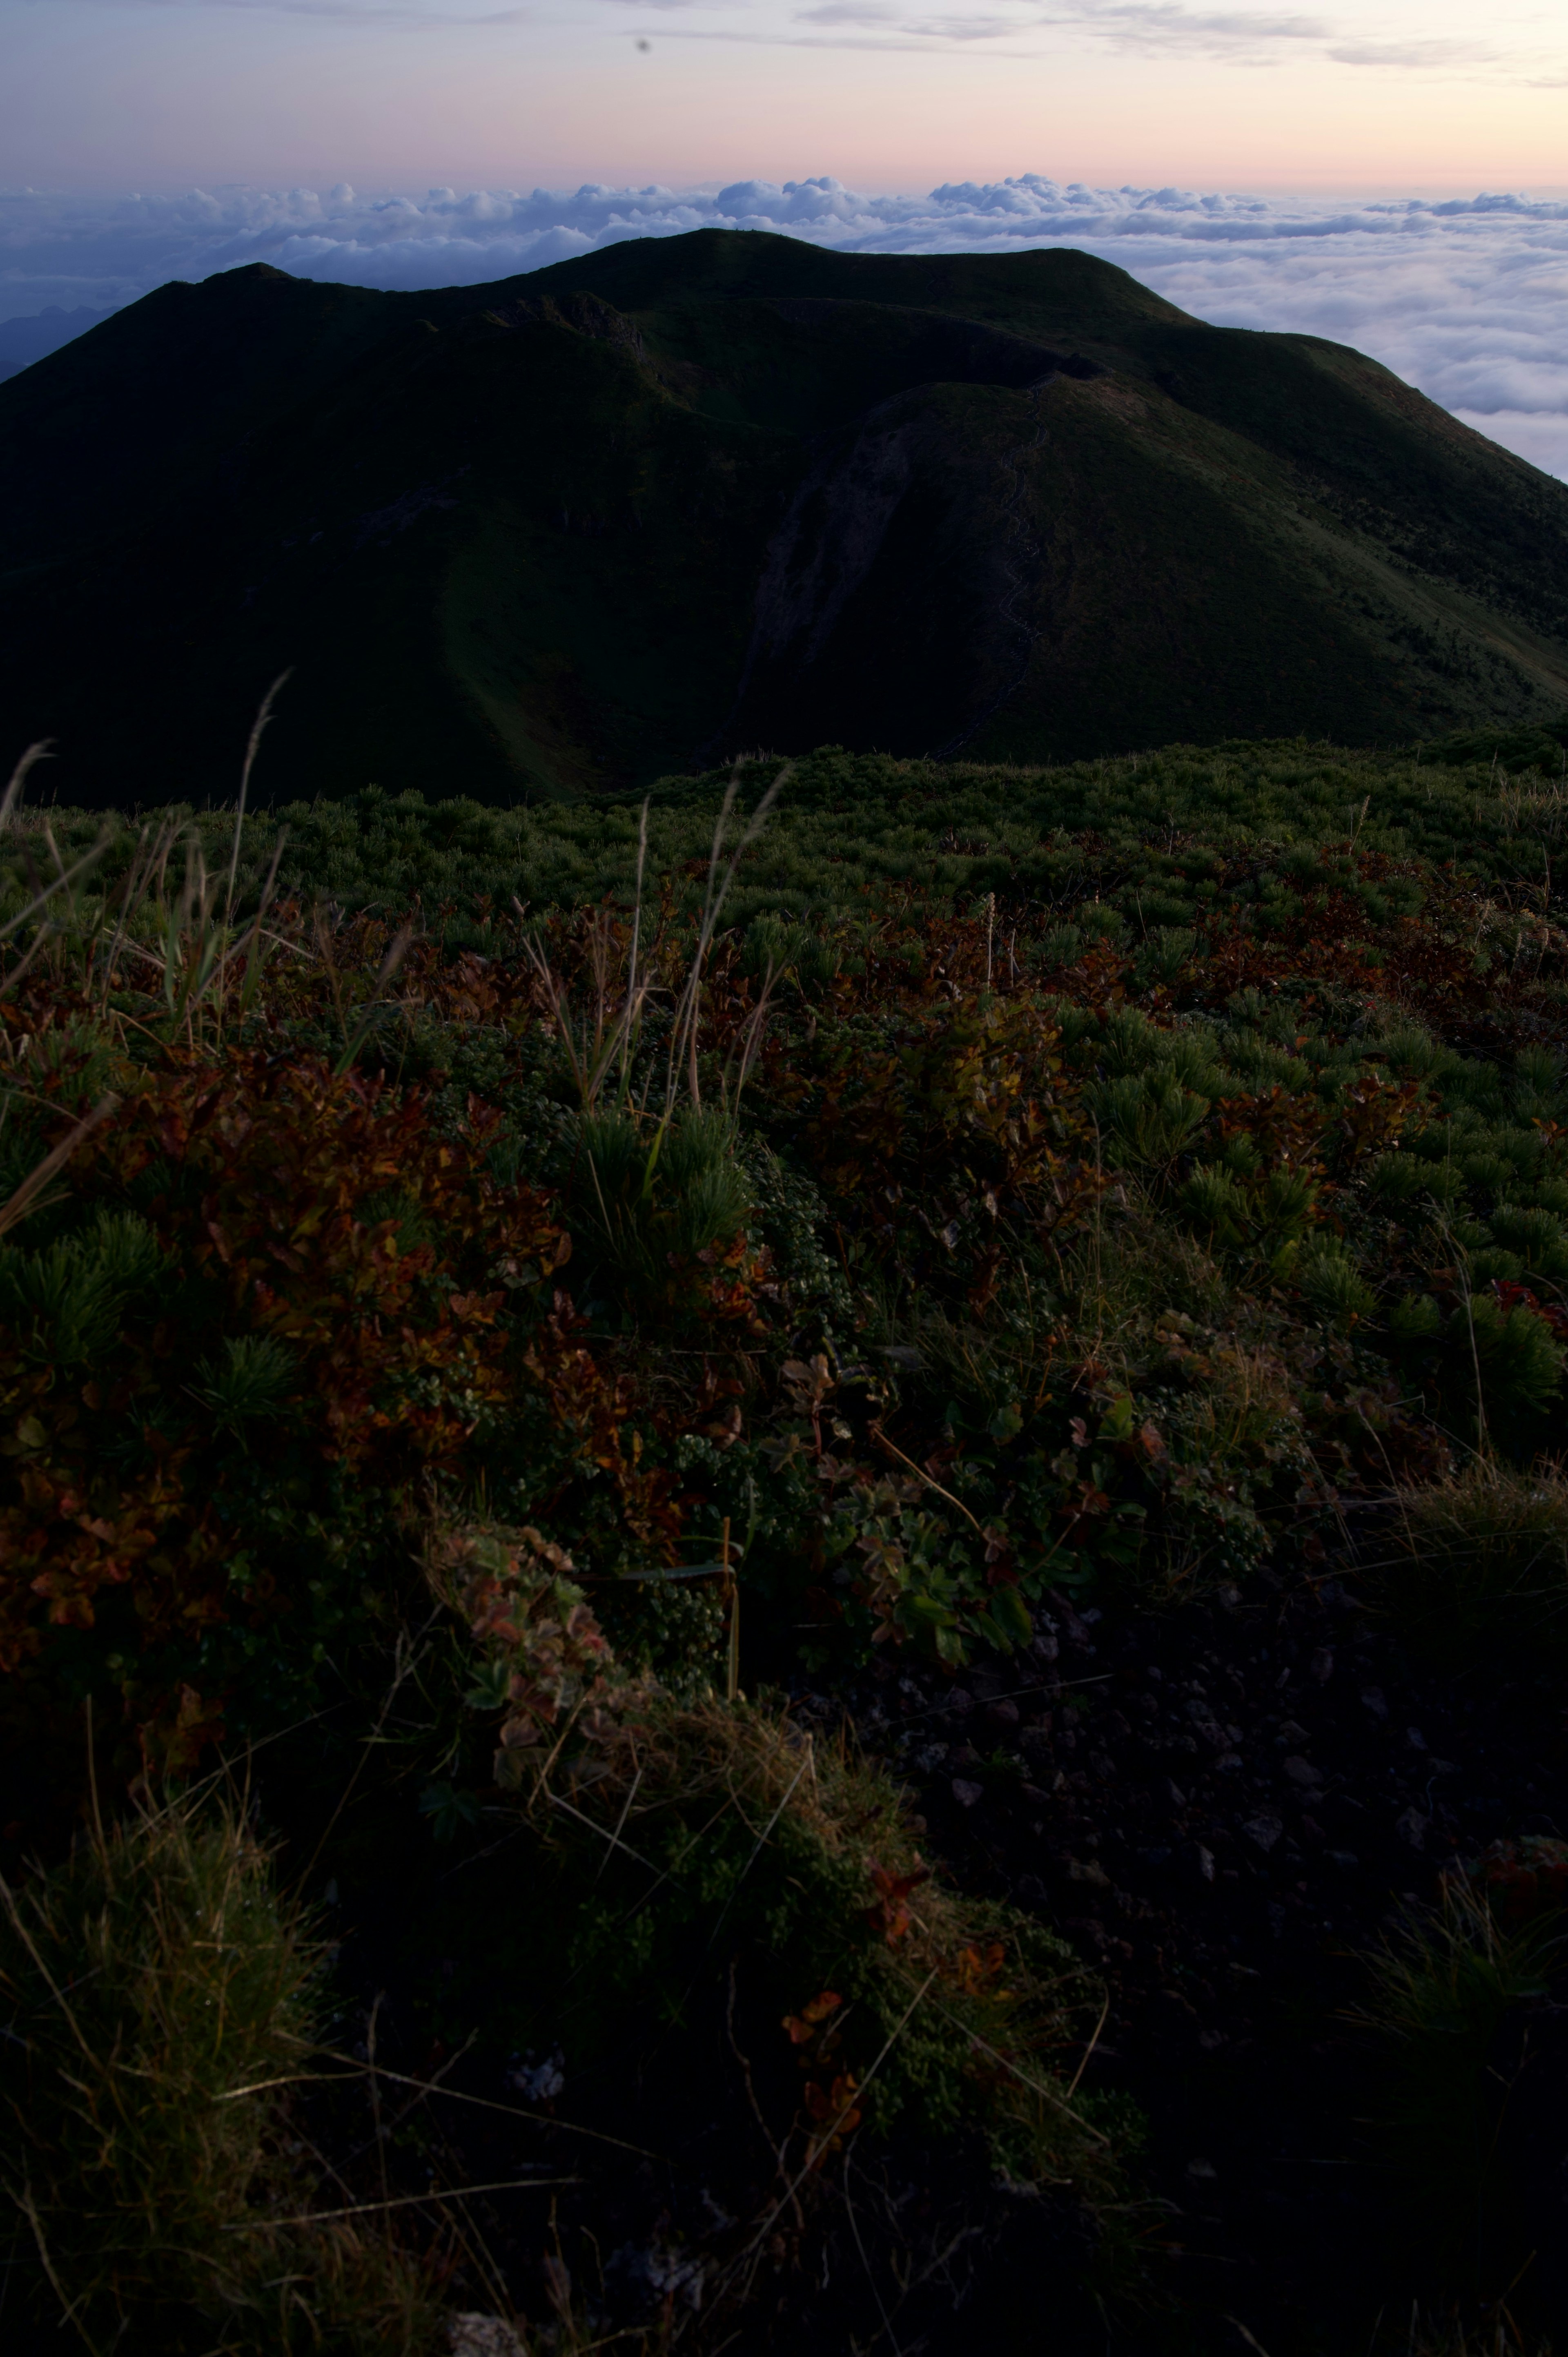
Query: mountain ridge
[[1, 228, 1566, 804]]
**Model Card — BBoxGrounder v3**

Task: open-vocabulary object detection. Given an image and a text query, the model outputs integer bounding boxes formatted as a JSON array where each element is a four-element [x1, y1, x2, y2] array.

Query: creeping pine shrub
[[1180, 1162, 1319, 1255], [1486, 1203, 1568, 1283], [1427, 1292, 1566, 1441], [0, 1209, 170, 1366], [1087, 1071, 1210, 1169], [1461, 1293, 1566, 1420], [0, 1797, 438, 2354], [1295, 1235, 1376, 1327]]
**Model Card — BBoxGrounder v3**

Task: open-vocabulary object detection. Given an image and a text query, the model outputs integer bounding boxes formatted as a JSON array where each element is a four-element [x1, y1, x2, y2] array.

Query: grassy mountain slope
[[1, 230, 1566, 805]]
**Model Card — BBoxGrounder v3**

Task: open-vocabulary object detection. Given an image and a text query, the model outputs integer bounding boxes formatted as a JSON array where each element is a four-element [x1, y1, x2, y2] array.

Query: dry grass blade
[[310, 2058, 666, 2159], [0, 1093, 119, 1243], [915, 1982, 1112, 2147], [666, 765, 788, 1116], [1385, 2310, 1555, 2357], [0, 826, 114, 945], [703, 1741, 811, 1947], [519, 905, 654, 1118], [718, 1967, 939, 2312], [227, 2176, 582, 2229], [0, 739, 54, 832], [226, 669, 292, 939]]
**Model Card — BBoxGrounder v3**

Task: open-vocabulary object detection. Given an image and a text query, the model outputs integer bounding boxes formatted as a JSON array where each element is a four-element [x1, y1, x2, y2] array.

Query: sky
[[4, 0, 1567, 193], [2, 0, 1566, 472]]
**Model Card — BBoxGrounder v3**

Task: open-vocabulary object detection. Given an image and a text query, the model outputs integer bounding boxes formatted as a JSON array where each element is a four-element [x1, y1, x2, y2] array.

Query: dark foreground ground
[[836, 1579, 1568, 2353], [158, 1577, 1561, 2357]]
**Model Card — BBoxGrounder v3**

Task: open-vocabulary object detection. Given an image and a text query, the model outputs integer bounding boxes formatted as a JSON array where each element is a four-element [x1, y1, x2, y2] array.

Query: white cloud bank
[[2, 174, 1566, 477]]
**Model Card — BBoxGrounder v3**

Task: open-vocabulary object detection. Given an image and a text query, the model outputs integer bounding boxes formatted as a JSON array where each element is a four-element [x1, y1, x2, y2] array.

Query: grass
[[1376, 2321, 1556, 2357], [1350, 1859, 1566, 2303], [0, 1788, 438, 2353], [1378, 1459, 1568, 1647]]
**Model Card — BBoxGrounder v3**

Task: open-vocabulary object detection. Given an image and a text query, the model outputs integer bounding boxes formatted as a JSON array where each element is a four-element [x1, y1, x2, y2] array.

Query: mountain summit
[[2, 228, 1566, 803]]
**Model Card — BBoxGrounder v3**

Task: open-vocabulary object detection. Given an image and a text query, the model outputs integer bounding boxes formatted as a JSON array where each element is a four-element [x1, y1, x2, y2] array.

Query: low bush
[[5, 724, 1567, 1812], [425, 1518, 1132, 2210]]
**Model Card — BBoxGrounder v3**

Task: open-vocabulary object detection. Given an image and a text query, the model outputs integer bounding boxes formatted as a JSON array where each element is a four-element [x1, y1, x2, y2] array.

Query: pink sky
[[4, 0, 1566, 197]]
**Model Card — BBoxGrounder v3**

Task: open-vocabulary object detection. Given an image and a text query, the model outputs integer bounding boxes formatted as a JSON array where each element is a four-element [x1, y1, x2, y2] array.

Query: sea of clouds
[[2, 174, 1566, 476]]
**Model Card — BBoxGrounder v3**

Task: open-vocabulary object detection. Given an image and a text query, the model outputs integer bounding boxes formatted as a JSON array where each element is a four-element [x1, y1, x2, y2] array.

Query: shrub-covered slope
[[3, 231, 1567, 805], [5, 724, 1568, 1770], [2, 728, 1566, 2354]]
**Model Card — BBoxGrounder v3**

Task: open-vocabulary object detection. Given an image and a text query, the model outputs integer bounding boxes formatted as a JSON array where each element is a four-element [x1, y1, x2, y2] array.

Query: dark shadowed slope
[[1, 228, 1566, 806]]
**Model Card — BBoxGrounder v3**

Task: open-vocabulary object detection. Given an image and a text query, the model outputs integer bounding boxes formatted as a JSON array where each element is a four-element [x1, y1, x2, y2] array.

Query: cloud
[[26, 0, 1566, 76], [1326, 37, 1494, 65], [1038, 0, 1330, 58], [659, 0, 1341, 60], [1, 175, 1565, 476], [25, 0, 537, 16]]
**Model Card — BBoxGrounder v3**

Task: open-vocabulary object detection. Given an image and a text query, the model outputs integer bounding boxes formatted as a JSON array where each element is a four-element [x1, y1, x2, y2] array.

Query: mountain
[[0, 305, 119, 386], [1, 228, 1566, 805]]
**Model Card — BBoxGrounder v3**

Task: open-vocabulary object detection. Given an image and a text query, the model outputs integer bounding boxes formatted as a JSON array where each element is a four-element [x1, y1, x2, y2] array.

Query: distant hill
[[2, 229, 1566, 805]]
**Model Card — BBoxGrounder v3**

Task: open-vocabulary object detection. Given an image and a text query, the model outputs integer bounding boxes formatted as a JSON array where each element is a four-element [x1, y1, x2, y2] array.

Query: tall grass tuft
[[1375, 2311, 1555, 2357], [572, 1102, 753, 1302], [1379, 1457, 1568, 1647], [1350, 1869, 1563, 2298], [0, 1790, 438, 2353]]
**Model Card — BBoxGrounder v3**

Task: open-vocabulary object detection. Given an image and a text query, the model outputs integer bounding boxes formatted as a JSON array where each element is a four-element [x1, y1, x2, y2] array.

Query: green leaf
[[463, 1658, 513, 1711], [989, 1583, 1034, 1646], [1098, 1391, 1136, 1443], [988, 1400, 1024, 1445], [418, 1782, 482, 1844]]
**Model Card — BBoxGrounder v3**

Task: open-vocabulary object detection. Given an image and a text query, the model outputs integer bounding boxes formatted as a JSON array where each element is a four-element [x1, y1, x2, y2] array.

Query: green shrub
[[1134, 925, 1197, 985], [430, 1517, 1132, 2198], [1460, 1292, 1564, 1426], [1087, 1071, 1210, 1170], [1296, 1235, 1375, 1327], [1486, 1204, 1568, 1282], [1180, 1161, 1249, 1245], [1366, 1150, 1434, 1205], [0, 1209, 168, 1364]]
